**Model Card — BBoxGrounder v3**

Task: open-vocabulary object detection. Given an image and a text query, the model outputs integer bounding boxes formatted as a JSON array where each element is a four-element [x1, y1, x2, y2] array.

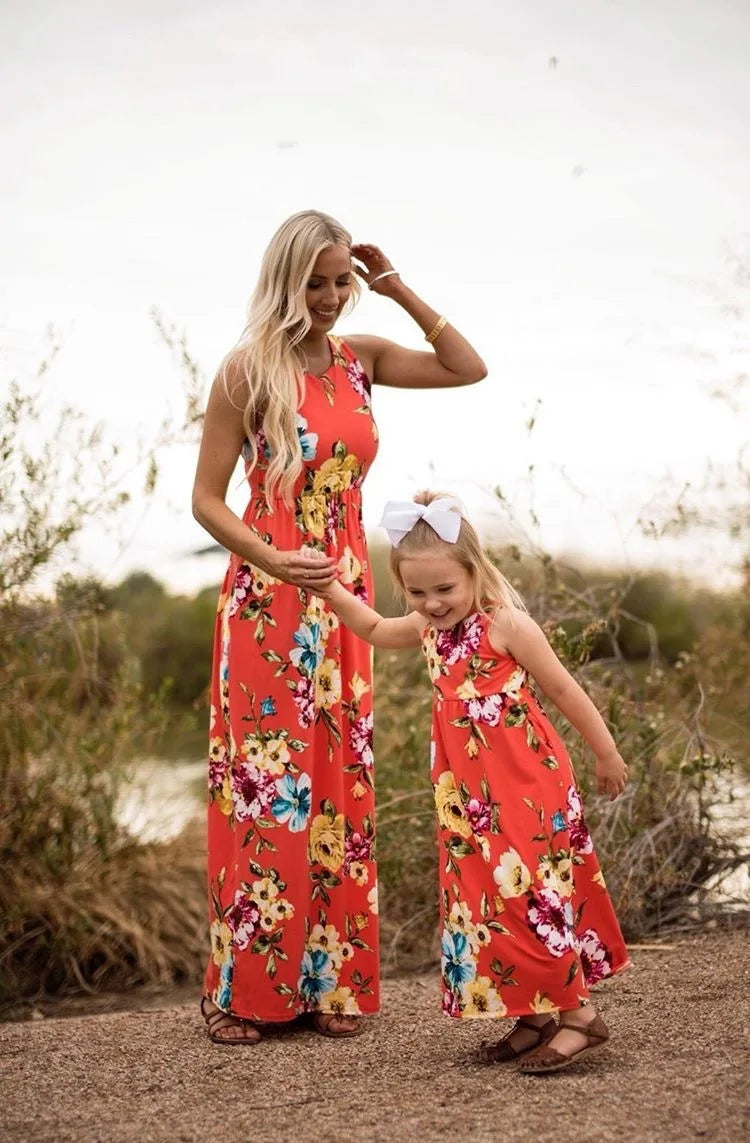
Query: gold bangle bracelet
[[425, 315, 447, 344]]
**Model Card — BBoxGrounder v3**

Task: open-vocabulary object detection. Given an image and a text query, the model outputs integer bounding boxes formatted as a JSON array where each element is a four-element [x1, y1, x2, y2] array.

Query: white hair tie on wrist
[[368, 270, 400, 290], [379, 498, 464, 546]]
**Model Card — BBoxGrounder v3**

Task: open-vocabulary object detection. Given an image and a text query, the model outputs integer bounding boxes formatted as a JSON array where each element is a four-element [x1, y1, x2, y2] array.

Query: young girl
[[311, 492, 630, 1073]]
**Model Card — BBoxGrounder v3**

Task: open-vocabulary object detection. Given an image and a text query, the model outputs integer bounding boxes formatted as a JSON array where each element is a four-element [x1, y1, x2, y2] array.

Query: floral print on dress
[[424, 611, 629, 1019], [204, 338, 380, 1021]]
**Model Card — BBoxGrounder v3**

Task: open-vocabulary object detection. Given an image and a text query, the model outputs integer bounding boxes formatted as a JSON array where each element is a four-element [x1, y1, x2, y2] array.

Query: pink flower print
[[226, 891, 261, 950], [441, 987, 462, 1018], [292, 677, 315, 728], [229, 564, 254, 617], [231, 761, 276, 823], [465, 797, 492, 833], [436, 613, 483, 665], [346, 358, 371, 406], [466, 693, 504, 727], [578, 928, 613, 985], [349, 712, 374, 769], [567, 786, 593, 854], [344, 830, 372, 872], [526, 889, 577, 958]]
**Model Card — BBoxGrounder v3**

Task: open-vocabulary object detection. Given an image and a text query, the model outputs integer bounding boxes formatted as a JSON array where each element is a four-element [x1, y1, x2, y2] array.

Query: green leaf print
[[541, 755, 559, 769], [446, 837, 475, 858], [526, 722, 540, 751], [449, 716, 472, 729], [564, 959, 581, 988], [321, 798, 336, 821], [504, 704, 526, 728]]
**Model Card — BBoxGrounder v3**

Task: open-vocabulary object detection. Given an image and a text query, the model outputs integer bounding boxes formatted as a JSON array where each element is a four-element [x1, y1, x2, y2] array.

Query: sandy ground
[[1, 928, 748, 1143]]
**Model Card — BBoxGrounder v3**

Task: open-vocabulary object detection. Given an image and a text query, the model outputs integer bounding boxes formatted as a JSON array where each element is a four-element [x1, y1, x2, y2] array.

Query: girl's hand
[[595, 751, 629, 801], [350, 243, 401, 295], [268, 547, 336, 591]]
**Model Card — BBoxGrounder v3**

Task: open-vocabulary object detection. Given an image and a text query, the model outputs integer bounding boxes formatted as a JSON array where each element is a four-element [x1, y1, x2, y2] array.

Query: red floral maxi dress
[[424, 611, 630, 1019], [204, 338, 380, 1022]]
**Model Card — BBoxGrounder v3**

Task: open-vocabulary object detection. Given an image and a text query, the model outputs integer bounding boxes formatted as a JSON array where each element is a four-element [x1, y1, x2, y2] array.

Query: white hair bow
[[379, 498, 464, 547]]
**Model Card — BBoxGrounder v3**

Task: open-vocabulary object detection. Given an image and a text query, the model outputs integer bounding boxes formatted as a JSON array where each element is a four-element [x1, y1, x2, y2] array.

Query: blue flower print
[[441, 929, 476, 992], [551, 810, 566, 834], [296, 414, 318, 461], [290, 623, 323, 676], [260, 696, 277, 717], [272, 772, 312, 832], [215, 958, 233, 1010], [298, 948, 336, 1003]]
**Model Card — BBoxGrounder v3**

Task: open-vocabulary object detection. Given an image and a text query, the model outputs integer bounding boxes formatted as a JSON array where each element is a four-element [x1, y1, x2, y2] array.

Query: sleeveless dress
[[203, 337, 380, 1022], [423, 610, 630, 1018]]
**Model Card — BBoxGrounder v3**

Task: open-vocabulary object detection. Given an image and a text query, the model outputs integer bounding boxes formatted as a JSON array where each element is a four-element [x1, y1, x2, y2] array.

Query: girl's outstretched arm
[[322, 580, 423, 650], [491, 608, 628, 800]]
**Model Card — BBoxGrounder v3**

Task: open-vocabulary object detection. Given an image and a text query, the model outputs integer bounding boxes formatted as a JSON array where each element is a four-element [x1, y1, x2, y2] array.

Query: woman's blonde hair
[[221, 210, 361, 504], [389, 491, 527, 614]]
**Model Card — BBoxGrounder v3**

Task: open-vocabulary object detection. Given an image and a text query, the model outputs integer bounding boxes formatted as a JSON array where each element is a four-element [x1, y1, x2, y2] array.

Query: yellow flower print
[[461, 976, 507, 1019], [242, 734, 265, 767], [259, 913, 275, 933], [531, 991, 559, 1014], [262, 737, 291, 776], [351, 779, 368, 800], [250, 565, 279, 597], [209, 737, 227, 764], [300, 492, 327, 539], [309, 812, 346, 872], [536, 853, 574, 898], [474, 923, 491, 951], [456, 678, 480, 701], [353, 912, 369, 932], [493, 847, 532, 897], [305, 596, 327, 625], [349, 860, 369, 886], [315, 658, 342, 709], [312, 453, 359, 495], [309, 922, 344, 967], [367, 884, 379, 915], [434, 772, 472, 839], [210, 920, 232, 967], [337, 546, 362, 584], [216, 773, 233, 816], [251, 878, 279, 910], [269, 898, 294, 924], [320, 986, 361, 1017], [349, 672, 370, 702], [478, 836, 491, 863]]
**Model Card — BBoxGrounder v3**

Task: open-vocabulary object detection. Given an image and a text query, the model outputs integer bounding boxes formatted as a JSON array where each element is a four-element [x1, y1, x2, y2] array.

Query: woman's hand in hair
[[268, 546, 337, 591], [351, 244, 401, 295]]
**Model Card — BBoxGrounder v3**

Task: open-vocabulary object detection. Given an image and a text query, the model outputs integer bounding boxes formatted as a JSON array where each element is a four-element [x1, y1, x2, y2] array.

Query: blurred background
[[2, 0, 748, 1012]]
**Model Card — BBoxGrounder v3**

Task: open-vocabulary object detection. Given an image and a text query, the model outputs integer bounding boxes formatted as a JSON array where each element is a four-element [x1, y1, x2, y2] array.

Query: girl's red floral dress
[[204, 338, 380, 1022], [424, 611, 630, 1018]]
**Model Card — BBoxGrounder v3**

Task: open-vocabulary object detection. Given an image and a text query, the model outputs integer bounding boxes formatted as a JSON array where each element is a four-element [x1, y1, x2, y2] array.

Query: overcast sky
[[3, 0, 749, 592]]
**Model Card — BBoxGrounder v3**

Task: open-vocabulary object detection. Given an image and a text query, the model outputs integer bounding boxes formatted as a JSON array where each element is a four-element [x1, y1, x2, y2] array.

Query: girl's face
[[399, 553, 476, 629], [305, 244, 353, 333]]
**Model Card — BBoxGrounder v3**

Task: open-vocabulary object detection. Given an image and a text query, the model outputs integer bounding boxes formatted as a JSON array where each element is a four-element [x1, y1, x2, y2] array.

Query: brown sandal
[[479, 1016, 558, 1063], [519, 1012, 610, 1073], [313, 1012, 363, 1038], [200, 997, 262, 1046]]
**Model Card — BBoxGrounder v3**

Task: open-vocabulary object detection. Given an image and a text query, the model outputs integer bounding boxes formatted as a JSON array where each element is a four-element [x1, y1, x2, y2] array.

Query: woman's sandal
[[519, 1013, 610, 1073], [313, 1012, 363, 1038], [478, 1016, 558, 1063], [200, 997, 262, 1046]]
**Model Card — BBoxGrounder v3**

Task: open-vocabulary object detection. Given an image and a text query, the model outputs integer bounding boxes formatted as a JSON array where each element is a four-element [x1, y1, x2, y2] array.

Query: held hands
[[350, 244, 401, 295], [595, 751, 629, 801], [267, 547, 337, 592]]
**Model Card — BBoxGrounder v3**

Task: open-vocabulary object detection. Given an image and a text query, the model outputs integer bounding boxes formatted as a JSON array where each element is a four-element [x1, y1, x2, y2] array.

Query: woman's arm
[[348, 244, 487, 389], [191, 375, 336, 589], [491, 609, 628, 800], [323, 580, 423, 650]]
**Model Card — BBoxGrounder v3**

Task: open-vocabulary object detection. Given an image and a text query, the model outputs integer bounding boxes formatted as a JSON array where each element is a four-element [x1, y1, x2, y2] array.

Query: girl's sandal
[[313, 1012, 363, 1038], [519, 1013, 610, 1074], [478, 1016, 558, 1063], [200, 997, 262, 1046]]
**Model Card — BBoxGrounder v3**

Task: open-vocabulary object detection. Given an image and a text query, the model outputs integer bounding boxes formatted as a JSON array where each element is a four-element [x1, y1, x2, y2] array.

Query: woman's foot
[[200, 997, 262, 1046], [479, 1015, 558, 1063], [313, 1012, 363, 1038], [520, 1007, 609, 1073]]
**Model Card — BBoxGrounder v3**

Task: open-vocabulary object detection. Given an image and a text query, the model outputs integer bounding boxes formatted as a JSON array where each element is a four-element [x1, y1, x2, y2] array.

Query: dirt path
[[1, 928, 748, 1143]]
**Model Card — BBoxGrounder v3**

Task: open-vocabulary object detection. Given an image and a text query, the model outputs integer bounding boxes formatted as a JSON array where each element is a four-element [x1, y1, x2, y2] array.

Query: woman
[[193, 210, 487, 1044]]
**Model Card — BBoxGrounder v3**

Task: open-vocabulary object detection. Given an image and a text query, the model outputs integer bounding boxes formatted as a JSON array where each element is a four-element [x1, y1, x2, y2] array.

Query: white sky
[[3, 0, 749, 593]]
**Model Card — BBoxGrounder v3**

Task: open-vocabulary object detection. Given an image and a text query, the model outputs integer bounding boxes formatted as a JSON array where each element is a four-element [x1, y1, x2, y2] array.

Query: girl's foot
[[520, 1008, 609, 1073], [313, 1012, 363, 1038], [479, 1015, 558, 1063], [200, 997, 262, 1045]]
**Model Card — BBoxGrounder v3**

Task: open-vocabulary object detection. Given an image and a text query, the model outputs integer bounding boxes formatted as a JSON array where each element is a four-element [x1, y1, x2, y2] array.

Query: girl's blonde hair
[[220, 210, 361, 504], [389, 491, 527, 614]]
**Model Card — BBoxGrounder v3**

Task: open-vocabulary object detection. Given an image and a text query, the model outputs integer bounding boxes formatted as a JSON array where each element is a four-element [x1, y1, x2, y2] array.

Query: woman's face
[[305, 244, 353, 333]]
